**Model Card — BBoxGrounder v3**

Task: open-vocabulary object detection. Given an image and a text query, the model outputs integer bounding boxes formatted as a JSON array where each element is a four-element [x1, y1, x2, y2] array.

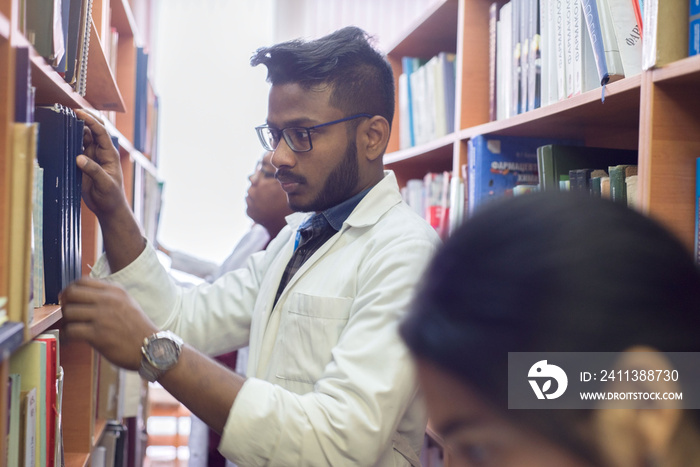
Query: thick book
[[11, 340, 48, 467], [7, 123, 38, 328], [608, 163, 635, 203], [25, 0, 55, 61], [468, 134, 577, 213], [36, 330, 60, 467], [63, 0, 85, 85], [608, 0, 643, 76], [580, 0, 621, 87], [35, 105, 83, 304], [537, 144, 638, 191]]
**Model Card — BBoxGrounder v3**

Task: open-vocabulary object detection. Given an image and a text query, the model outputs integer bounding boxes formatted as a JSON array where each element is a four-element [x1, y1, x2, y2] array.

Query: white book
[[564, 0, 575, 97], [595, 0, 625, 79], [538, 0, 551, 106], [409, 64, 428, 145], [580, 1, 602, 91], [20, 388, 37, 467], [607, 0, 642, 76], [398, 73, 411, 149], [554, 0, 567, 100], [571, 0, 583, 95], [497, 2, 513, 119]]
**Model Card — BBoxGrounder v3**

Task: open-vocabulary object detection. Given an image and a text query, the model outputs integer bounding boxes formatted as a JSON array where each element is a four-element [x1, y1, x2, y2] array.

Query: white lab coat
[[92, 171, 440, 466]]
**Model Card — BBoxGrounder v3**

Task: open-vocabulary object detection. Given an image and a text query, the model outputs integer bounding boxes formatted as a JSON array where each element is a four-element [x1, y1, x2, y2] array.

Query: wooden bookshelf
[[0, 0, 159, 464], [384, 0, 700, 463]]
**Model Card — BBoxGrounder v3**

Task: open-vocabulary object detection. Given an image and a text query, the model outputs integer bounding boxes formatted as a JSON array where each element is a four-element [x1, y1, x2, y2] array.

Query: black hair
[[400, 191, 700, 462], [250, 26, 395, 128]]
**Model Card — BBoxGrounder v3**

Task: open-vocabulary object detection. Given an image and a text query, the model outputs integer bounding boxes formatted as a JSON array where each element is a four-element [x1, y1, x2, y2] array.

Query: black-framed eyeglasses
[[255, 113, 372, 153]]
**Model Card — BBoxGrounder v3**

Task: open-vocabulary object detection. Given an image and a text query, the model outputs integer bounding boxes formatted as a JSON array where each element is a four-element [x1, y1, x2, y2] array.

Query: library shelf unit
[[0, 0, 160, 465], [383, 0, 699, 463]]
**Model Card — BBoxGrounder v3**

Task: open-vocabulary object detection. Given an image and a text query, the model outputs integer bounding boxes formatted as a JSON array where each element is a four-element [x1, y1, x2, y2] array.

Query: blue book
[[134, 47, 149, 152], [401, 56, 418, 147], [467, 134, 579, 214], [690, 0, 700, 56], [580, 0, 609, 86]]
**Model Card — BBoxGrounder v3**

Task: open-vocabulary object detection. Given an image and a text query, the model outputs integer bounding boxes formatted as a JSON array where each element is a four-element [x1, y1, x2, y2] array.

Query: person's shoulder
[[380, 201, 441, 244]]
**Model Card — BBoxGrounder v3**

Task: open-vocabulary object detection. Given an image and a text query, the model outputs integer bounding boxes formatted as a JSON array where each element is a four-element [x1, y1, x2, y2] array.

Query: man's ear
[[358, 116, 390, 162], [593, 346, 684, 464]]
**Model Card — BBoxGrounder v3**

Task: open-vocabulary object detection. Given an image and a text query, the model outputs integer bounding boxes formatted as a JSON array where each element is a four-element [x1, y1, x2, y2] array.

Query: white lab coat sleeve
[[89, 238, 273, 355]]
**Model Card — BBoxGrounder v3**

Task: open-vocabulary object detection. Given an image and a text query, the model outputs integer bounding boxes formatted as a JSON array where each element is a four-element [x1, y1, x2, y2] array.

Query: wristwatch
[[138, 331, 184, 382]]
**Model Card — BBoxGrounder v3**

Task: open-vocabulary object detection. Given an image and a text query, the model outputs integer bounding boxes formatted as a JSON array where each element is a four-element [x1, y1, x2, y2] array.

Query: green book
[[537, 144, 637, 191]]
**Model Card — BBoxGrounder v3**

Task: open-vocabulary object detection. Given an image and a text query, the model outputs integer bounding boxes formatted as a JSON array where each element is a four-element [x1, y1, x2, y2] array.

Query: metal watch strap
[[138, 331, 183, 382]]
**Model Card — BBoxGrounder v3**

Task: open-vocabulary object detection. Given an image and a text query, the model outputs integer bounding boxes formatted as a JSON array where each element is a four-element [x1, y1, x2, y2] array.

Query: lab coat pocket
[[276, 293, 352, 384]]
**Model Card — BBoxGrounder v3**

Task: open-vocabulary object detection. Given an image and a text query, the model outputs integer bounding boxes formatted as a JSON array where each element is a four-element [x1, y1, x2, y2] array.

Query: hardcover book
[[468, 134, 578, 213], [537, 144, 638, 191]]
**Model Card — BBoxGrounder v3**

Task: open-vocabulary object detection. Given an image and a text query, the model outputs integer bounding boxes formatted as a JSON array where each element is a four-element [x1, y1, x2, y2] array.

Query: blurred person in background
[[401, 191, 700, 467], [157, 151, 292, 467]]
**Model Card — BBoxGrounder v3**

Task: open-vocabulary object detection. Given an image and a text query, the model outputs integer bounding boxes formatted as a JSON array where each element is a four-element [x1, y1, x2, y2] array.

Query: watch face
[[148, 338, 178, 369]]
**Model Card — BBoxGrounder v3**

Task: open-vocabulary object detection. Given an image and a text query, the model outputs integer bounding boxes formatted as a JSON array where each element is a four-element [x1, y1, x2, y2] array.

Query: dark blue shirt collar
[[319, 187, 372, 231]]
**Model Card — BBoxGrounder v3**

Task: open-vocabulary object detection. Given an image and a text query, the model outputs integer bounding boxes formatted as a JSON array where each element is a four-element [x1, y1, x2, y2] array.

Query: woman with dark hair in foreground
[[401, 192, 700, 466]]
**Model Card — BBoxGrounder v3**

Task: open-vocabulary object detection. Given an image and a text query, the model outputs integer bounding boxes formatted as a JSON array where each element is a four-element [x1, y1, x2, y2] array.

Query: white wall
[[151, 0, 274, 263], [150, 0, 433, 263]]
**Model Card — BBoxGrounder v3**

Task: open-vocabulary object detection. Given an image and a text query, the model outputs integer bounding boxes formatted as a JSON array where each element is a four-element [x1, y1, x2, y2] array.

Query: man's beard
[[291, 142, 359, 213]]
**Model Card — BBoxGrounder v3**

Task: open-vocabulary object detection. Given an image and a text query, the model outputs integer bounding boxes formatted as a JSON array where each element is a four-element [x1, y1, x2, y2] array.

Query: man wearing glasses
[[61, 26, 440, 466]]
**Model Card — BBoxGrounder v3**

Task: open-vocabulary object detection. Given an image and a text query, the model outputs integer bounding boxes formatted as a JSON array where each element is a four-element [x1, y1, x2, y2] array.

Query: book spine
[[607, 0, 643, 76], [564, 0, 575, 97], [580, 0, 610, 85], [555, 0, 567, 100], [690, 0, 700, 56], [489, 2, 498, 121]]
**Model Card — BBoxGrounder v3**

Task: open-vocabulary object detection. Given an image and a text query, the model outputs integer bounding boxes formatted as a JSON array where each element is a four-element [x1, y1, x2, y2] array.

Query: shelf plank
[[0, 322, 24, 361], [384, 133, 455, 165], [16, 23, 125, 112], [29, 304, 62, 339], [457, 74, 642, 149], [111, 0, 139, 42], [85, 20, 126, 112], [651, 54, 700, 85], [63, 452, 89, 467], [385, 0, 459, 57]]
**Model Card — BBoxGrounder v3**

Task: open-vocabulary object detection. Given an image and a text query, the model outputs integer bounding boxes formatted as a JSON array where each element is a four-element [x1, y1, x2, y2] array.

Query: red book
[[36, 331, 59, 467]]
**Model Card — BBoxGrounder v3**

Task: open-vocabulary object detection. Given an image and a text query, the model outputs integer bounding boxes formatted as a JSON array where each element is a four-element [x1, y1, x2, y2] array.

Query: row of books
[[7, 330, 130, 467], [23, 0, 94, 96], [398, 52, 457, 149], [492, 0, 642, 120], [465, 134, 639, 214], [8, 330, 63, 467], [7, 45, 85, 337], [401, 171, 464, 240]]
